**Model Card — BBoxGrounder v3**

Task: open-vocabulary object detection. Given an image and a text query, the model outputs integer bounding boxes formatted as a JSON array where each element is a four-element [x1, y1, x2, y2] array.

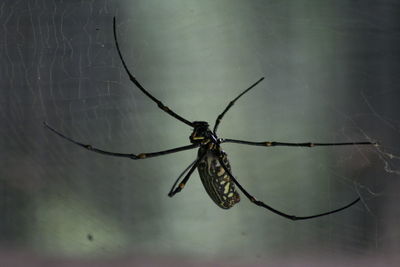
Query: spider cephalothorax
[[43, 17, 377, 220], [189, 121, 218, 146]]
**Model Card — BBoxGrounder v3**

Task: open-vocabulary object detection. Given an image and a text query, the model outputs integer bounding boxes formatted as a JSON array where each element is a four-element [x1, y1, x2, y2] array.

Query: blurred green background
[[1, 0, 399, 266]]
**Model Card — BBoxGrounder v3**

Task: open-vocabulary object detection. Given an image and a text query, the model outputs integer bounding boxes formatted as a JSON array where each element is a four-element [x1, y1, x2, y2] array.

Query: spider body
[[43, 17, 377, 221], [189, 121, 213, 144], [197, 145, 240, 209], [189, 121, 240, 208]]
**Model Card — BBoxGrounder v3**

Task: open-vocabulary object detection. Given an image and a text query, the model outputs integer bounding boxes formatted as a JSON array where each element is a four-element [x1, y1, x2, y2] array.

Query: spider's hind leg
[[216, 151, 360, 220]]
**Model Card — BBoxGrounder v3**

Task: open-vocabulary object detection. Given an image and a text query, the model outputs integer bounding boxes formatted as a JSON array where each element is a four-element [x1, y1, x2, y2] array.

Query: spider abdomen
[[197, 147, 240, 209]]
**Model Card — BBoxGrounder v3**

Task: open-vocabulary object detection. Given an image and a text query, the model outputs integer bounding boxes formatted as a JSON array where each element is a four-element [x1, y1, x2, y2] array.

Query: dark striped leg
[[113, 17, 194, 127], [220, 138, 377, 147], [44, 122, 198, 160], [217, 154, 360, 220], [168, 158, 197, 196], [168, 150, 207, 197], [213, 77, 264, 134]]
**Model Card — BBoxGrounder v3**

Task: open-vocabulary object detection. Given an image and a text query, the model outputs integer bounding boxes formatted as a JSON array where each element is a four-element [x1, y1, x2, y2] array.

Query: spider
[[43, 17, 376, 221]]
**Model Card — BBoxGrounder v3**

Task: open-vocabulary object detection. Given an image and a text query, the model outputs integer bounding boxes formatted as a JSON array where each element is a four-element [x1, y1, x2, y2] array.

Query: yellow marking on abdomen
[[224, 183, 230, 194]]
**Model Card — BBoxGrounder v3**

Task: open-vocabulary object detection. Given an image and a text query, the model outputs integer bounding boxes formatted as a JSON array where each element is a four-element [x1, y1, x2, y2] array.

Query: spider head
[[190, 121, 212, 144]]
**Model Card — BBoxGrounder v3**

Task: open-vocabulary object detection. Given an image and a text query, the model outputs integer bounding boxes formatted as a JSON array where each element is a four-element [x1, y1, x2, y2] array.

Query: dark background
[[1, 0, 399, 266]]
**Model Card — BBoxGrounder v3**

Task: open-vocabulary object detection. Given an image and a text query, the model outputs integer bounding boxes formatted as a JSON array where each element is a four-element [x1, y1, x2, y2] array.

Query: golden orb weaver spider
[[43, 17, 377, 220]]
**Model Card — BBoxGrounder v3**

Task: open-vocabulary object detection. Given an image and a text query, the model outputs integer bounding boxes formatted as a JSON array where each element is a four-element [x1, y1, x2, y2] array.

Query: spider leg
[[168, 158, 197, 196], [44, 122, 198, 159], [168, 150, 207, 197], [216, 152, 360, 220], [213, 77, 264, 134], [113, 17, 194, 127], [220, 138, 377, 147]]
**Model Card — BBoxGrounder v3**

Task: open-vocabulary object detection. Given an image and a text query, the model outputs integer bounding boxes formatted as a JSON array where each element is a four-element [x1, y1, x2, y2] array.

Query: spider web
[[1, 0, 399, 266]]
